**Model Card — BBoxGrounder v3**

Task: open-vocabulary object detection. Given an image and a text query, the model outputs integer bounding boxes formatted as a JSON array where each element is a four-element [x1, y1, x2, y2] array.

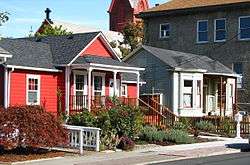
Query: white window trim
[[197, 20, 209, 44], [73, 71, 88, 96], [26, 74, 40, 105], [121, 84, 128, 97], [214, 18, 226, 42], [92, 72, 106, 96], [159, 23, 170, 39], [238, 16, 250, 41]]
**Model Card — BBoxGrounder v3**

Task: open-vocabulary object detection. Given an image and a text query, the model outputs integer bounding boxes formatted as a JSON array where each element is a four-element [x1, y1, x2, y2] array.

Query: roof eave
[[139, 2, 250, 18]]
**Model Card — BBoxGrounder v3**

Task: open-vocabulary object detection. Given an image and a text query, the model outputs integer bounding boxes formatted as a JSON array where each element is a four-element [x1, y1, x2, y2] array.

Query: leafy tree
[[36, 24, 72, 37], [122, 21, 144, 55], [0, 12, 9, 26]]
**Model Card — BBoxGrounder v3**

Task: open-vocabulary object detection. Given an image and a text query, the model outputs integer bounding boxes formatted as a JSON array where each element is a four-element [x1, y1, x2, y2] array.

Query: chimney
[[45, 8, 52, 23], [155, 3, 159, 7]]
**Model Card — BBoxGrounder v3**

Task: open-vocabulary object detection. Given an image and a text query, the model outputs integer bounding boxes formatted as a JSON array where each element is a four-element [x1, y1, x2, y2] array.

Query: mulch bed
[[0, 147, 65, 163]]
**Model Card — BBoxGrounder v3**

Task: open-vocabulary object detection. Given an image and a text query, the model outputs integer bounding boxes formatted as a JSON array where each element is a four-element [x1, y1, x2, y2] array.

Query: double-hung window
[[233, 63, 243, 88], [239, 16, 250, 40], [197, 20, 208, 43], [183, 80, 193, 108], [214, 19, 226, 42], [160, 23, 170, 38], [26, 75, 40, 105]]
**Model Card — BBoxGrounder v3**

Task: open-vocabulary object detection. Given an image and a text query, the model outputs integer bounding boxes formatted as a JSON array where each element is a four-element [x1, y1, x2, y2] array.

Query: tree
[[122, 21, 144, 56], [36, 24, 72, 37], [0, 12, 9, 26]]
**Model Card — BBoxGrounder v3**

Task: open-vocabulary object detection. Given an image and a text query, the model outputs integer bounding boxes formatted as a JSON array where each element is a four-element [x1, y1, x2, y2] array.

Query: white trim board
[[6, 65, 61, 72]]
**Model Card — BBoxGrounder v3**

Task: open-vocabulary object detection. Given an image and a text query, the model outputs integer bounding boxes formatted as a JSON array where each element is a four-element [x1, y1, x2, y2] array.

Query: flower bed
[[0, 147, 64, 163]]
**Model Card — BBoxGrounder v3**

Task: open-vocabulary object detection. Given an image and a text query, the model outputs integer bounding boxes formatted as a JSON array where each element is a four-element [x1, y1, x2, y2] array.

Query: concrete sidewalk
[[14, 137, 249, 165]]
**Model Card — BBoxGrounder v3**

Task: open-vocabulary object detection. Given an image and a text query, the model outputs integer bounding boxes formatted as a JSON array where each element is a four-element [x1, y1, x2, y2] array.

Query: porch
[[64, 56, 144, 115]]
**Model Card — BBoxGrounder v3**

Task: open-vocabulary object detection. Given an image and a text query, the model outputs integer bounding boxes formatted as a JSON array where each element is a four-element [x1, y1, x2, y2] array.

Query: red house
[[108, 0, 149, 32], [0, 32, 144, 115]]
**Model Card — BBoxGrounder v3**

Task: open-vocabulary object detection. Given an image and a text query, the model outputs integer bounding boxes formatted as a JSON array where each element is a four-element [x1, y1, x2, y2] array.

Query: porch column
[[4, 67, 8, 109], [88, 68, 92, 111], [220, 76, 223, 117], [113, 71, 117, 96], [65, 66, 71, 116], [136, 72, 140, 105]]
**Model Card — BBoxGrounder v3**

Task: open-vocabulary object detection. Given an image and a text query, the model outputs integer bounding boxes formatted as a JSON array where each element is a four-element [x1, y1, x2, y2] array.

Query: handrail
[[138, 98, 167, 117], [150, 97, 176, 116]]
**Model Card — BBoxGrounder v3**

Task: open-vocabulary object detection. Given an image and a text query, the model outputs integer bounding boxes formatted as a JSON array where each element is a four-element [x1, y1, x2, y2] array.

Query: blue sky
[[0, 0, 166, 38]]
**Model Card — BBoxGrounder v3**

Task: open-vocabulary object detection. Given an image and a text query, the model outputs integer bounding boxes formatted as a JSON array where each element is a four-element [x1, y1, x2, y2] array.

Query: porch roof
[[73, 55, 134, 67], [72, 55, 144, 72]]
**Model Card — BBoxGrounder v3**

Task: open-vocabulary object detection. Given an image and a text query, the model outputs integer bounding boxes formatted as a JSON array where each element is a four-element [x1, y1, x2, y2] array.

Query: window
[[239, 16, 250, 40], [94, 76, 103, 96], [26, 75, 40, 105], [183, 80, 193, 108], [121, 84, 127, 97], [74, 74, 87, 108], [196, 80, 202, 108], [233, 63, 243, 88], [197, 20, 208, 43], [160, 23, 170, 38], [214, 19, 226, 42]]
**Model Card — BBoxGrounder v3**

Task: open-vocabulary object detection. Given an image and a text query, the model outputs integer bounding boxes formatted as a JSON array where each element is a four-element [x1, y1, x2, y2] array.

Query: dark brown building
[[139, 0, 250, 110], [108, 0, 149, 32]]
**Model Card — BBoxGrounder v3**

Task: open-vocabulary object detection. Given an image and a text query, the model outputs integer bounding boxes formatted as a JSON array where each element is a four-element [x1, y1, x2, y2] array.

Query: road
[[153, 152, 250, 165]]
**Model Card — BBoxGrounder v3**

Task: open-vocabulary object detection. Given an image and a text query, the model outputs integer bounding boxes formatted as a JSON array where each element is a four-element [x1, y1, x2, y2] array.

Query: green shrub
[[139, 126, 168, 142], [196, 121, 215, 132], [173, 121, 189, 131], [108, 105, 144, 138], [67, 111, 96, 127], [221, 118, 234, 135], [167, 129, 194, 144]]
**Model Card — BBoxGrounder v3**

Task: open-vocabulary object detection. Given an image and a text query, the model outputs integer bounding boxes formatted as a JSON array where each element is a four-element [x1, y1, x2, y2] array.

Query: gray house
[[124, 45, 238, 117], [139, 0, 250, 110]]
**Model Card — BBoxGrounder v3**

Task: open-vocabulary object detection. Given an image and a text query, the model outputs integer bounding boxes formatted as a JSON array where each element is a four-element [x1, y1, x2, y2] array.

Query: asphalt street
[[153, 152, 250, 165]]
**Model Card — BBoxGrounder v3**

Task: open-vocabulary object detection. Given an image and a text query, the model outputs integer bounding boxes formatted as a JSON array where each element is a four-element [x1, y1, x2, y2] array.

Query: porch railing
[[64, 125, 101, 154], [70, 95, 138, 112]]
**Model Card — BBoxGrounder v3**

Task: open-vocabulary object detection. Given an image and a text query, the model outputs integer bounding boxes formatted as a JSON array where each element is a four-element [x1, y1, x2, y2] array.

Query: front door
[[93, 74, 105, 106], [74, 74, 87, 109]]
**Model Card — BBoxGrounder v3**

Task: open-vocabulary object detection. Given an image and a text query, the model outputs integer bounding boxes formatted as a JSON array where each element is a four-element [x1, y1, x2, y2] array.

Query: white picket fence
[[64, 125, 101, 154]]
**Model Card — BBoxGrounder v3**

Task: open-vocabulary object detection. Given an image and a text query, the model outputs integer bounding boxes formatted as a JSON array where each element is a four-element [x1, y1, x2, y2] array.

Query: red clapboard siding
[[127, 83, 137, 98], [9, 69, 65, 114], [82, 37, 113, 58], [0, 66, 4, 106]]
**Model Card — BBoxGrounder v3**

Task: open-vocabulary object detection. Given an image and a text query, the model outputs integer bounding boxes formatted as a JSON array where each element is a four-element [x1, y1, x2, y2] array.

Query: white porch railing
[[64, 125, 101, 154]]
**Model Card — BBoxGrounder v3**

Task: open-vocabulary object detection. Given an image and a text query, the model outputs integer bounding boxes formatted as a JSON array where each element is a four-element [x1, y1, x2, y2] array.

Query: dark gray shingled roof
[[141, 45, 234, 74], [0, 38, 55, 69], [73, 55, 135, 67], [0, 46, 11, 55], [0, 32, 101, 69]]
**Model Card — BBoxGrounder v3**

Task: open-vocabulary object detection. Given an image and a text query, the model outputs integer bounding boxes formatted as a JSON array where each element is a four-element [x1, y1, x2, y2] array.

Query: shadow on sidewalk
[[226, 143, 250, 152]]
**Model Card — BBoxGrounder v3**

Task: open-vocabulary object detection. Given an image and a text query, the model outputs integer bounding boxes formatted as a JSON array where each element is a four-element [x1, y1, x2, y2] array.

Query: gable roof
[[0, 32, 123, 70], [142, 0, 250, 14], [126, 45, 235, 75]]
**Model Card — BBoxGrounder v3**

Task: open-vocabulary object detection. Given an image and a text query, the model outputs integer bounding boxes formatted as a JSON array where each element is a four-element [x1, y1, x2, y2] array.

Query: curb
[[135, 149, 241, 165], [9, 156, 64, 165]]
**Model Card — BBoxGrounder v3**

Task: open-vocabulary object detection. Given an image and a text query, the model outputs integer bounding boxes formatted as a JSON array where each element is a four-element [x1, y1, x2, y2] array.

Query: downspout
[[8, 67, 14, 107]]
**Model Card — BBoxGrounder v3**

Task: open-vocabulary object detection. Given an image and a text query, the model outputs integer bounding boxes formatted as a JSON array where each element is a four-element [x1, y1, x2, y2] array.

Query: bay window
[[183, 80, 193, 108]]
